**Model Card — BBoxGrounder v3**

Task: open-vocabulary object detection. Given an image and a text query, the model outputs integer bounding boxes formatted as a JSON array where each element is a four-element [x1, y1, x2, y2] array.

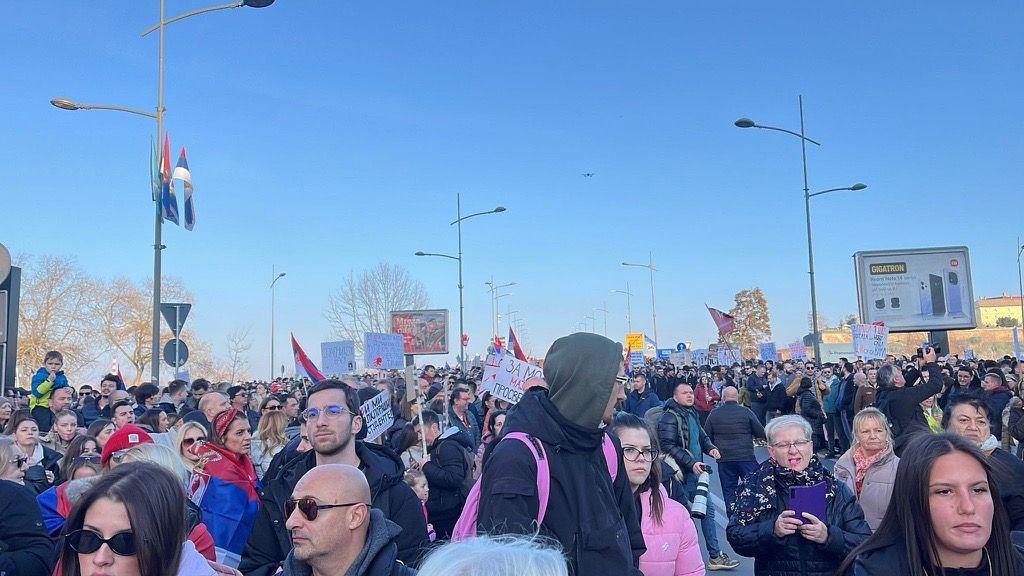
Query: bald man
[[282, 464, 415, 576], [703, 385, 766, 511]]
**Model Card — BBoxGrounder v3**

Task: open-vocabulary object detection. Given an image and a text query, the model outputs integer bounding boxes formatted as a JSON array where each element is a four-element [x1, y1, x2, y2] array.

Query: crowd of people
[[2, 339, 1024, 575]]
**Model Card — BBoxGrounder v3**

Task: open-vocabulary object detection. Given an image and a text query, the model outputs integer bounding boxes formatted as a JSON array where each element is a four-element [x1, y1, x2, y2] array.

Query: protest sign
[[390, 309, 448, 355], [625, 333, 645, 352], [789, 342, 808, 361], [669, 350, 691, 366], [321, 340, 355, 375], [481, 350, 544, 405], [851, 324, 890, 360], [717, 348, 742, 366], [758, 342, 779, 362], [364, 333, 404, 370], [657, 349, 672, 361], [359, 390, 395, 442], [629, 350, 646, 369], [964, 348, 975, 360], [691, 349, 718, 367]]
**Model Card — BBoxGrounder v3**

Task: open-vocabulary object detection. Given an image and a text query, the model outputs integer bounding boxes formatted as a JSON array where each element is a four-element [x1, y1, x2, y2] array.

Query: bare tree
[[324, 263, 429, 354], [224, 325, 253, 383], [15, 254, 107, 387]]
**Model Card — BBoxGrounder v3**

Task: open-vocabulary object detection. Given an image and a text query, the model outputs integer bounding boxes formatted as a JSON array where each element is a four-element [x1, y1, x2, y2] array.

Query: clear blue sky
[[3, 2, 1022, 379]]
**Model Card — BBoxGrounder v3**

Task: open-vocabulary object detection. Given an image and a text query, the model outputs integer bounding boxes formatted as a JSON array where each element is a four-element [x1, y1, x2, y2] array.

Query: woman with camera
[[726, 414, 871, 576], [610, 413, 705, 576]]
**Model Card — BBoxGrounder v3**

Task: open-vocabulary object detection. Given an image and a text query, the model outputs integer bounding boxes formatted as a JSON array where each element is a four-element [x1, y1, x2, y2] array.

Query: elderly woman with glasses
[[832, 408, 899, 532], [726, 414, 870, 576]]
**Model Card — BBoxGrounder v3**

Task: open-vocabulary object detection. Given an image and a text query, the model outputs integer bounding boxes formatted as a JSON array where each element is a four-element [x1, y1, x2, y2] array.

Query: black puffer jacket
[[704, 401, 765, 462], [238, 442, 429, 576], [423, 427, 474, 521], [853, 540, 1024, 575], [0, 480, 53, 576], [477, 390, 645, 576], [726, 474, 871, 576], [658, 400, 715, 473], [23, 445, 62, 495], [876, 362, 943, 443]]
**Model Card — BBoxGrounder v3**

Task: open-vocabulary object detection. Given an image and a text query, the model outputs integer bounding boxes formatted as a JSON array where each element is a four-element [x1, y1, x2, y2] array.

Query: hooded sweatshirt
[[281, 509, 415, 576], [544, 332, 622, 429]]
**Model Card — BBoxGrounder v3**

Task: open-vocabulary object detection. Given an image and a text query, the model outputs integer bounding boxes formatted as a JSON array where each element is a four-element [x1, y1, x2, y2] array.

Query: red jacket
[[693, 384, 719, 413]]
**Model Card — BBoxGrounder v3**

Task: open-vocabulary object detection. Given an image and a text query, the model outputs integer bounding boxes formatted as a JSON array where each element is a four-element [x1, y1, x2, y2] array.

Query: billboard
[[854, 247, 976, 332], [390, 309, 449, 355]]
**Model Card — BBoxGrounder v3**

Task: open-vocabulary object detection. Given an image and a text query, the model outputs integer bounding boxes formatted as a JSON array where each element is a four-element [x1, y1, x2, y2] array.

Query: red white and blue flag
[[172, 147, 195, 231], [707, 306, 736, 335], [292, 333, 326, 383], [160, 134, 179, 225], [508, 326, 527, 361]]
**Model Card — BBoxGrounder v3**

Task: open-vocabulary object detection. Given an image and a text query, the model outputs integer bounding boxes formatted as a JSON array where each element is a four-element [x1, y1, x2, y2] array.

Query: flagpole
[[150, 0, 166, 385]]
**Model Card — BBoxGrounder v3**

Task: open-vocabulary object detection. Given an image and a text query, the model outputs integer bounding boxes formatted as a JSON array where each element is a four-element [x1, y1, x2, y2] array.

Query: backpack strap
[[502, 432, 551, 526], [602, 433, 619, 482]]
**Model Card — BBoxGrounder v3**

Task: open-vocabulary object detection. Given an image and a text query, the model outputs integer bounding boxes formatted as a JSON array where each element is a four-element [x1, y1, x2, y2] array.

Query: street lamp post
[[270, 267, 285, 381], [485, 279, 515, 343], [585, 314, 596, 333], [735, 95, 866, 362], [1017, 238, 1024, 333], [51, 0, 274, 385], [594, 303, 609, 336], [622, 252, 658, 347], [612, 283, 634, 334]]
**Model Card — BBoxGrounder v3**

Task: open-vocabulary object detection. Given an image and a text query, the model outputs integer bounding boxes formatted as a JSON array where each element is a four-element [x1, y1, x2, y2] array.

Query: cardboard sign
[[789, 342, 808, 361], [629, 350, 646, 369], [481, 350, 544, 405], [851, 324, 890, 360], [359, 390, 395, 442], [758, 342, 779, 362], [625, 333, 645, 352], [691, 349, 719, 367], [717, 348, 742, 366], [657, 349, 672, 361], [364, 333, 404, 370], [321, 341, 356, 375], [669, 350, 691, 366]]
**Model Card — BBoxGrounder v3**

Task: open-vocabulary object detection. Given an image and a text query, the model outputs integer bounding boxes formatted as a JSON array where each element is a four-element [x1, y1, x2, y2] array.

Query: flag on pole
[[172, 147, 195, 231], [508, 326, 528, 361], [160, 134, 179, 225], [706, 305, 736, 335], [291, 334, 326, 383]]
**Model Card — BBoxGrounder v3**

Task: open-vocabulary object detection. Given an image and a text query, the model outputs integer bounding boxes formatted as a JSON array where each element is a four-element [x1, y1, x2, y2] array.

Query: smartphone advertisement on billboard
[[390, 309, 449, 355], [854, 247, 976, 332]]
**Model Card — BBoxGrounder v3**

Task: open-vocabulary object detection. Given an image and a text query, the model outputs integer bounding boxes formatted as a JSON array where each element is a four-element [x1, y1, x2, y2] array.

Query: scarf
[[732, 455, 837, 525], [980, 434, 1000, 454], [852, 445, 886, 488]]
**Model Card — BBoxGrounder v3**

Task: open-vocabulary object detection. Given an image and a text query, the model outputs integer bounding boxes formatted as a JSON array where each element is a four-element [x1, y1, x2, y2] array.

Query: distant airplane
[[582, 172, 594, 177]]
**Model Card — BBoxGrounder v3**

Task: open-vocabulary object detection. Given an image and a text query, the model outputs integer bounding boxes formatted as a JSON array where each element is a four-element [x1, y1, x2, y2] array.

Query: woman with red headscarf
[[188, 408, 260, 569]]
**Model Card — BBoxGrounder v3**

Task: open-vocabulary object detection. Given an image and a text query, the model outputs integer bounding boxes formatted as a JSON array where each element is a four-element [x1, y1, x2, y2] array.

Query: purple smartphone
[[788, 481, 827, 525]]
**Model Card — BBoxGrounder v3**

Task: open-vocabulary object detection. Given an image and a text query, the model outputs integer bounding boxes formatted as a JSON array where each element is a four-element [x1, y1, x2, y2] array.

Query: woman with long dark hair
[[57, 461, 215, 575], [86, 419, 116, 451], [610, 413, 705, 576], [840, 433, 1024, 575]]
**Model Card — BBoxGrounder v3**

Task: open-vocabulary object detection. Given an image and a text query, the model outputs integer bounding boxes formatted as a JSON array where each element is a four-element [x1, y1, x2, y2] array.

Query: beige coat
[[833, 445, 899, 532]]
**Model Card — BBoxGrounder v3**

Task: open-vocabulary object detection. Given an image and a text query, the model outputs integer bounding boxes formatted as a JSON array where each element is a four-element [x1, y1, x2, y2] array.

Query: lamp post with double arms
[[1017, 238, 1024, 332], [622, 252, 658, 348], [270, 268, 285, 381], [51, 0, 275, 384], [612, 283, 634, 334]]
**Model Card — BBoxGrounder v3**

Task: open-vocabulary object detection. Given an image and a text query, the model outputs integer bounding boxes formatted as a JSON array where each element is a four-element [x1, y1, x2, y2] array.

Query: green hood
[[543, 332, 622, 429]]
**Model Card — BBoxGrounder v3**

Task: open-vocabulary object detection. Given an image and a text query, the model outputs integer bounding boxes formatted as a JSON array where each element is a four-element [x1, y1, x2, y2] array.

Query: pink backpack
[[451, 431, 619, 541]]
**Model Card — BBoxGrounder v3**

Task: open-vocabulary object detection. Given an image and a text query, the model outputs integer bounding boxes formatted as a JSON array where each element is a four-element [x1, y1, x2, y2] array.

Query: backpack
[[451, 431, 618, 541], [643, 405, 689, 482]]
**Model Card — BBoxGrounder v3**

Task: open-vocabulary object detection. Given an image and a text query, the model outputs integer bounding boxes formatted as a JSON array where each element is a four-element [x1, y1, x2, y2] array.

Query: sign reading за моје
[[481, 350, 543, 405], [854, 246, 976, 332]]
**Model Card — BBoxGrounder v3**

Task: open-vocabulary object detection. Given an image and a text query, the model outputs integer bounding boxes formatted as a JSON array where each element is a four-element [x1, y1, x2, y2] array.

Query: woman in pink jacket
[[611, 413, 705, 576]]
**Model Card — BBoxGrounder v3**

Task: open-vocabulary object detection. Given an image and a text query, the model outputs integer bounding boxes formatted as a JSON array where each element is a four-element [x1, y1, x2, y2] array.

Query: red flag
[[707, 306, 736, 335], [291, 333, 326, 383], [508, 327, 527, 361]]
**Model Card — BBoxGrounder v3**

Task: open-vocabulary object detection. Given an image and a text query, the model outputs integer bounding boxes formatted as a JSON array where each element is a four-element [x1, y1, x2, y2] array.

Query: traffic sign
[[163, 339, 190, 367], [0, 244, 10, 284], [676, 342, 687, 351], [160, 303, 192, 338]]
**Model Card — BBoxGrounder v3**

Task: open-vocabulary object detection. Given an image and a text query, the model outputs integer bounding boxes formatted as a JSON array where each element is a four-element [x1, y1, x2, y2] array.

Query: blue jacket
[[624, 388, 661, 419], [823, 376, 843, 413], [30, 367, 68, 410]]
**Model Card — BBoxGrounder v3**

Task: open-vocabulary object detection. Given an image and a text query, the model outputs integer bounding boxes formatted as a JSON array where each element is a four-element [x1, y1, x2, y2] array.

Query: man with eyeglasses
[[240, 380, 428, 576], [704, 386, 766, 513]]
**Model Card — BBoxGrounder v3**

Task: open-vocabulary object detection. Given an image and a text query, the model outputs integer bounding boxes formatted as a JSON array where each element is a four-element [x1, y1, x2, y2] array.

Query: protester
[[29, 350, 68, 413], [281, 464, 415, 576], [9, 414, 61, 493], [746, 363, 771, 425], [110, 399, 136, 429], [138, 407, 169, 433], [416, 535, 569, 576], [982, 370, 1013, 441], [840, 433, 1024, 575], [625, 373, 661, 419], [42, 408, 79, 453], [727, 414, 871, 575], [693, 375, 720, 426], [414, 408, 474, 540], [832, 408, 899, 532], [448, 386, 481, 451], [56, 461, 216, 576], [0, 472, 53, 575], [874, 346, 944, 455], [32, 385, 75, 434], [158, 379, 190, 415], [86, 418, 116, 450], [477, 333, 645, 576], [395, 422, 426, 469], [853, 369, 876, 414], [0, 396, 15, 430], [133, 383, 161, 417], [251, 409, 288, 478], [0, 436, 28, 484], [56, 435, 99, 483], [610, 413, 705, 576], [240, 379, 428, 575], [704, 385, 766, 511], [176, 421, 208, 472], [475, 408, 506, 475]]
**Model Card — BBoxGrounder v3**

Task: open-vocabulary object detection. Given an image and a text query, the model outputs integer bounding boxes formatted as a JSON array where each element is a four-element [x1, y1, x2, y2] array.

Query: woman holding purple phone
[[726, 414, 871, 576]]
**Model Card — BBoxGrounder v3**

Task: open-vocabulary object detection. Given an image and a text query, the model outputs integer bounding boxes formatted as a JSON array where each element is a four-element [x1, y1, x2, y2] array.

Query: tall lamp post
[[51, 0, 275, 385], [623, 252, 658, 348], [485, 279, 516, 343], [594, 303, 609, 336], [612, 283, 634, 334], [419, 196, 505, 367], [270, 268, 285, 380], [1017, 238, 1024, 334], [735, 96, 866, 362]]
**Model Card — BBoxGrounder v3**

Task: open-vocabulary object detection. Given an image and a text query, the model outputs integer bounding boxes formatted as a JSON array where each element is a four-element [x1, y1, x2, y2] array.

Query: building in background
[[975, 295, 1023, 327]]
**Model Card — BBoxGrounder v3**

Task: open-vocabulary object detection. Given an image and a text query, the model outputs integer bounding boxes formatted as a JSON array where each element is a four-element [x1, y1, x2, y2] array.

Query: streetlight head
[[51, 98, 80, 111], [493, 206, 506, 213], [414, 251, 426, 256], [242, 0, 275, 7], [850, 183, 867, 191], [734, 118, 756, 128], [279, 272, 286, 278]]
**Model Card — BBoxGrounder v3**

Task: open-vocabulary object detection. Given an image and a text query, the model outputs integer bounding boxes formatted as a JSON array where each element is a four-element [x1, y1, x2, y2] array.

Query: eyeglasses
[[301, 405, 356, 421], [770, 439, 812, 450], [622, 447, 659, 462], [73, 455, 101, 465], [286, 497, 364, 521], [264, 404, 283, 411], [182, 437, 206, 448], [66, 529, 137, 556], [110, 449, 132, 464]]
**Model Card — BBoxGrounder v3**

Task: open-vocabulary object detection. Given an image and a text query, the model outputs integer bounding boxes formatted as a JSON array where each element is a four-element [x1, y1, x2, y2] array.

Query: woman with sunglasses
[[176, 421, 208, 472], [57, 435, 101, 483], [251, 409, 287, 478], [609, 413, 705, 576], [190, 408, 261, 568], [57, 461, 218, 576], [0, 436, 29, 485], [0, 454, 54, 576]]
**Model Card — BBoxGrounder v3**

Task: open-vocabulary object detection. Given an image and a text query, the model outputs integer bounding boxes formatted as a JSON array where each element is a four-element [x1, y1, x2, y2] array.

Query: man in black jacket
[[704, 386, 765, 511], [476, 333, 645, 576], [239, 380, 428, 575], [0, 479, 53, 576], [414, 409, 473, 540], [745, 364, 770, 425], [875, 346, 944, 456]]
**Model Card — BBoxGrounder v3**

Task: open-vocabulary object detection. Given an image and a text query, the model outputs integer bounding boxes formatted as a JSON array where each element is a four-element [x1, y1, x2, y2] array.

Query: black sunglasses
[[286, 497, 364, 521], [15, 455, 28, 468], [264, 404, 283, 411], [73, 455, 101, 465], [66, 529, 137, 556]]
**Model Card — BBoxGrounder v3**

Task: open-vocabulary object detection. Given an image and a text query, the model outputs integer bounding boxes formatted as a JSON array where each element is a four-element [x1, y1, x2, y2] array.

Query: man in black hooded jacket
[[875, 346, 945, 455], [239, 380, 428, 575], [476, 333, 645, 576]]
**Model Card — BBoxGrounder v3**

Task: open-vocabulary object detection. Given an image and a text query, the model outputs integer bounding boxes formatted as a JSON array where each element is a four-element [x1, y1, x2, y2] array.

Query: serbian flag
[[160, 134, 179, 225], [172, 147, 195, 231], [291, 334, 326, 383], [189, 443, 261, 568], [508, 327, 527, 361], [707, 305, 736, 335]]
